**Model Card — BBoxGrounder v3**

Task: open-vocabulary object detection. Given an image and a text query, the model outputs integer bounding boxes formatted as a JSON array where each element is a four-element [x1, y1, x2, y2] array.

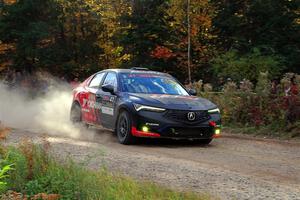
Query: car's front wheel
[[116, 111, 135, 145]]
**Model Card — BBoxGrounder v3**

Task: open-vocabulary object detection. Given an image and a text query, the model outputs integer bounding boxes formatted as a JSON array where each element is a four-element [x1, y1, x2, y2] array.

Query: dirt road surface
[[4, 128, 300, 200]]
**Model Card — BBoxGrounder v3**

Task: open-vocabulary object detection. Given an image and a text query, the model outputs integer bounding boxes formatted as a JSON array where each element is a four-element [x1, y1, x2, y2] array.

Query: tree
[[0, 0, 108, 77], [168, 0, 216, 82], [0, 0, 61, 72], [85, 0, 132, 69], [118, 0, 176, 72], [211, 48, 284, 82], [212, 0, 300, 74], [53, 0, 104, 76]]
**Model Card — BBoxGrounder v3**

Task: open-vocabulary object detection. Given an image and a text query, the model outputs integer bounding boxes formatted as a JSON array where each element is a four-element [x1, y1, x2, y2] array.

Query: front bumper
[[131, 110, 221, 139]]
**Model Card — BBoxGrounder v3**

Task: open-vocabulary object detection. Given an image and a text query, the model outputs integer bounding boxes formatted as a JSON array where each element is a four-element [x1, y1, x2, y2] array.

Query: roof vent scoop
[[131, 67, 149, 71]]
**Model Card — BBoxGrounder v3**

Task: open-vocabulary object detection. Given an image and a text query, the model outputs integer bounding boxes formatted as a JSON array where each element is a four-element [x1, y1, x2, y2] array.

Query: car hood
[[128, 93, 216, 110]]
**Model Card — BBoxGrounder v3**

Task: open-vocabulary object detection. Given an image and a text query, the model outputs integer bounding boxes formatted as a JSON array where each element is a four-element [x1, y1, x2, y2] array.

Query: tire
[[70, 103, 82, 123], [70, 103, 89, 129], [116, 111, 135, 145]]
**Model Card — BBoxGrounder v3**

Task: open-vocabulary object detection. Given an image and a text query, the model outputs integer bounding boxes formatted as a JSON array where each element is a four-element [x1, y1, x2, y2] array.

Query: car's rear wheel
[[117, 111, 135, 145], [70, 103, 82, 123], [70, 102, 89, 129]]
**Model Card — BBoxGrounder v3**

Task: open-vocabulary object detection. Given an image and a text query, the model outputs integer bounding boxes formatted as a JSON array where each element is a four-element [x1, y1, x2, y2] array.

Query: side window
[[89, 73, 105, 88], [102, 72, 117, 90]]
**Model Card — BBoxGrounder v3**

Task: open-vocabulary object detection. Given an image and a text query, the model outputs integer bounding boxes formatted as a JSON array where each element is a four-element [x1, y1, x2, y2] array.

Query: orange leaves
[[0, 191, 60, 200], [31, 193, 61, 200], [3, 0, 16, 5], [150, 45, 176, 60], [0, 122, 10, 140], [0, 191, 26, 200], [0, 43, 15, 55]]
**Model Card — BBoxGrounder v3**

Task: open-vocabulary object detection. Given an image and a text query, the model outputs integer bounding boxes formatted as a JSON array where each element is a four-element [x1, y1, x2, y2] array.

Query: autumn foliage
[[0, 0, 298, 82], [0, 123, 10, 140], [199, 72, 300, 137], [150, 46, 175, 60]]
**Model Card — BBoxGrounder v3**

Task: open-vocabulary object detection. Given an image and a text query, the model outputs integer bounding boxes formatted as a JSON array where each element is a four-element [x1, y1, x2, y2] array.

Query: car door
[[84, 72, 105, 125], [99, 72, 118, 129]]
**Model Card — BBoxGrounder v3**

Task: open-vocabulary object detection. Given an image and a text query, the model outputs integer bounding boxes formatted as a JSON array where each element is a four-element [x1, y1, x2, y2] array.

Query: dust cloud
[[0, 79, 95, 140]]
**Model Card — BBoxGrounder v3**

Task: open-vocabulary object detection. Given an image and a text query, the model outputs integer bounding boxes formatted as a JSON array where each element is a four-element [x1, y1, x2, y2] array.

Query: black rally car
[[70, 68, 221, 144]]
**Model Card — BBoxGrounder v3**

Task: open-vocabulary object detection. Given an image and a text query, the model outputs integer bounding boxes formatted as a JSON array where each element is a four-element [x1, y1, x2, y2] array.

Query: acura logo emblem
[[187, 112, 196, 121]]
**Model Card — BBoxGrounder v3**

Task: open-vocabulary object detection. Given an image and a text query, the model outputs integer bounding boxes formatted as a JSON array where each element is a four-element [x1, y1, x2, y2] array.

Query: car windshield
[[119, 73, 189, 95]]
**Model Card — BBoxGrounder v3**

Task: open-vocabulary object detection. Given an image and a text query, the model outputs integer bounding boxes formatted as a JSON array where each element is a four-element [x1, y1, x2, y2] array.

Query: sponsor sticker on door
[[101, 107, 114, 115]]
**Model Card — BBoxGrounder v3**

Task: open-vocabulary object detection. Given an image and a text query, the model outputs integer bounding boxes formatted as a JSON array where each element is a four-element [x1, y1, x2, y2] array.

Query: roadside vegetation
[[0, 136, 209, 200], [195, 72, 300, 138]]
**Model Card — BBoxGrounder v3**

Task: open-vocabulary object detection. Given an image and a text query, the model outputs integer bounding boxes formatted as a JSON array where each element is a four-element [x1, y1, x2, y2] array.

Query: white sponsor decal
[[110, 96, 115, 102], [146, 123, 159, 126], [83, 98, 114, 115], [83, 99, 102, 109], [101, 107, 114, 115]]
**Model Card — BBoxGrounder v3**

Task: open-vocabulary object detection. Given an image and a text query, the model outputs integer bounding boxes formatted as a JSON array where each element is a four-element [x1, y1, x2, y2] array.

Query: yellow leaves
[[168, 0, 214, 36], [86, 0, 131, 20], [120, 54, 131, 61], [111, 46, 124, 55]]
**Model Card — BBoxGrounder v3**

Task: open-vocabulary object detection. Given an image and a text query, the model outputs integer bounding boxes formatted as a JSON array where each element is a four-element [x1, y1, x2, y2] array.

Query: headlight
[[208, 108, 220, 114], [133, 103, 166, 112]]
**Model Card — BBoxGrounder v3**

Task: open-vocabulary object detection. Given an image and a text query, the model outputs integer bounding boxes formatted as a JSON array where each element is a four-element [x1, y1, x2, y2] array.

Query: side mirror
[[102, 84, 115, 94], [188, 89, 197, 96]]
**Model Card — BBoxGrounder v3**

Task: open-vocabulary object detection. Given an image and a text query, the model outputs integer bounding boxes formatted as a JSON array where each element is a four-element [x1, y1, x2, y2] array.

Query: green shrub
[[0, 143, 208, 200], [211, 48, 284, 82], [1, 147, 28, 192], [0, 164, 14, 192], [201, 72, 300, 136]]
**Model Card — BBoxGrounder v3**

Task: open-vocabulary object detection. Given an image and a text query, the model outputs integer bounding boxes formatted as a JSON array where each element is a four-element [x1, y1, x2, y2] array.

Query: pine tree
[[119, 0, 175, 71]]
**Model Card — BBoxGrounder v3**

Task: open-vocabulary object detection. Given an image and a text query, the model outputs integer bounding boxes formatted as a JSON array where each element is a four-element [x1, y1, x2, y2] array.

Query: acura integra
[[70, 68, 221, 144]]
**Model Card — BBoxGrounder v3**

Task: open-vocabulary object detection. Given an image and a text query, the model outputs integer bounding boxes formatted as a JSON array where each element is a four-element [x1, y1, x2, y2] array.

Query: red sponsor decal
[[213, 134, 221, 138], [131, 127, 161, 138]]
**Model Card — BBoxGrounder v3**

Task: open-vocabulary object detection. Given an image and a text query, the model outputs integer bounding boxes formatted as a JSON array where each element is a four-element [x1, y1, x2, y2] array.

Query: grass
[[223, 122, 300, 139], [0, 141, 211, 200]]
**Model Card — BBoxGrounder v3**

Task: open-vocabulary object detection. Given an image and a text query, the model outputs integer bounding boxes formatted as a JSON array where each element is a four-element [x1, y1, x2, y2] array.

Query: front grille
[[165, 127, 214, 138], [164, 110, 210, 124]]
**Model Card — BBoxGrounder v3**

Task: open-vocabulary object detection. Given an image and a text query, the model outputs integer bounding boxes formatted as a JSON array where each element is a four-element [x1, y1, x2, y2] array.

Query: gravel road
[[4, 128, 300, 200]]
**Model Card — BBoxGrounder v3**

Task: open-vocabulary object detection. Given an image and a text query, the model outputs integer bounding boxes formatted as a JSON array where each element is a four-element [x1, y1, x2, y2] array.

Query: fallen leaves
[[0, 122, 11, 140], [0, 191, 60, 200], [31, 193, 61, 200]]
